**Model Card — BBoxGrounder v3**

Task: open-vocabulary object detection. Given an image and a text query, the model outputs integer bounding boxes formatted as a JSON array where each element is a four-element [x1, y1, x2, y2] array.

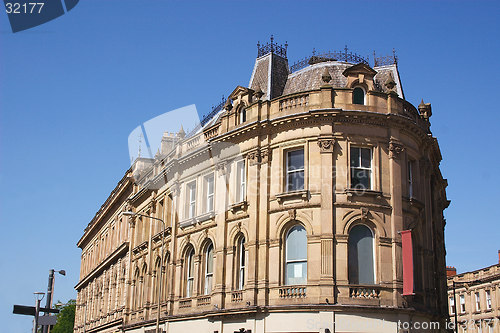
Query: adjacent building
[[74, 38, 450, 333], [447, 251, 500, 333]]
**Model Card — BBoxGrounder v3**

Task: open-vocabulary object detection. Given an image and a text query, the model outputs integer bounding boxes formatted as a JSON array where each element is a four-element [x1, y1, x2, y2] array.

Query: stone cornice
[[75, 242, 129, 290], [78, 170, 133, 248]]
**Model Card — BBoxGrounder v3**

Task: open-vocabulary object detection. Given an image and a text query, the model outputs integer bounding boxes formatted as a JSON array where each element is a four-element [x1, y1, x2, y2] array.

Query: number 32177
[[5, 2, 45, 14]]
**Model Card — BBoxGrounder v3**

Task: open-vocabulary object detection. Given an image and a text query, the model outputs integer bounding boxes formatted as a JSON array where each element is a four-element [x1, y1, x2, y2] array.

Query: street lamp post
[[33, 292, 45, 333], [43, 269, 66, 333], [123, 211, 170, 333], [451, 279, 481, 333]]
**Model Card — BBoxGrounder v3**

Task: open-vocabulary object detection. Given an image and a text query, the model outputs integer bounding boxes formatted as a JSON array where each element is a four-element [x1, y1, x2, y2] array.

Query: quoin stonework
[[74, 38, 450, 333]]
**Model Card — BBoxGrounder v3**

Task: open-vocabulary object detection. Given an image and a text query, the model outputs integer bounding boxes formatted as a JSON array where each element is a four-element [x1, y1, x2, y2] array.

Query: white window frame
[[205, 174, 215, 213], [285, 225, 307, 285], [286, 148, 305, 192], [239, 107, 246, 124], [236, 160, 246, 202], [187, 181, 196, 219], [204, 244, 214, 295], [475, 292, 481, 312], [237, 237, 245, 290], [450, 296, 455, 315], [350, 146, 372, 190], [186, 250, 194, 297], [485, 290, 491, 310], [460, 294, 466, 313]]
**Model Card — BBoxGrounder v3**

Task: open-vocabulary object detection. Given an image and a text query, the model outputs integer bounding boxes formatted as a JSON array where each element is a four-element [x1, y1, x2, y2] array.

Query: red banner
[[401, 230, 414, 296]]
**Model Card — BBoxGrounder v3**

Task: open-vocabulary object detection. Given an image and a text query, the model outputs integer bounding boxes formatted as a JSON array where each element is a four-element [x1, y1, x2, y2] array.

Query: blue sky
[[1, 0, 499, 331]]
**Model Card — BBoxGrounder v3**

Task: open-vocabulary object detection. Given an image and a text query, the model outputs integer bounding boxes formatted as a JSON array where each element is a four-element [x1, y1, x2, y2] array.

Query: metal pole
[[453, 281, 457, 333], [33, 298, 41, 333], [128, 213, 166, 333], [156, 220, 165, 333], [43, 270, 55, 333]]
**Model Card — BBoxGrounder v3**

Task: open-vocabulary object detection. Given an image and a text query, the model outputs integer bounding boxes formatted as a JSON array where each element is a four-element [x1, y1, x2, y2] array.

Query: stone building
[[447, 252, 500, 333], [74, 38, 450, 333]]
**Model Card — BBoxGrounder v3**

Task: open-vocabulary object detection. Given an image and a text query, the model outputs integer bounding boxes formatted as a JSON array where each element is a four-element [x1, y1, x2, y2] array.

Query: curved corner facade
[[74, 43, 449, 333]]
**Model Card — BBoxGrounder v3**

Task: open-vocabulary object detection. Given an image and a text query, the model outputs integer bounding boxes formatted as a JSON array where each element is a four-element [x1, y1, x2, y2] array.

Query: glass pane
[[353, 87, 364, 105], [286, 225, 307, 261], [188, 252, 194, 276], [288, 171, 304, 191], [189, 183, 196, 200], [206, 244, 213, 273], [286, 262, 307, 285], [205, 274, 212, 294], [208, 196, 214, 212], [187, 279, 193, 297], [240, 242, 245, 266], [207, 176, 214, 194], [348, 225, 374, 284], [361, 148, 371, 168], [350, 147, 360, 167], [351, 168, 370, 190], [287, 149, 304, 171]]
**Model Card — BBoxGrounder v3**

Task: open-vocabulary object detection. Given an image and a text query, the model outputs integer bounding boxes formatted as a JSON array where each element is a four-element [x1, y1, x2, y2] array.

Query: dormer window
[[238, 107, 247, 124], [353, 87, 365, 105]]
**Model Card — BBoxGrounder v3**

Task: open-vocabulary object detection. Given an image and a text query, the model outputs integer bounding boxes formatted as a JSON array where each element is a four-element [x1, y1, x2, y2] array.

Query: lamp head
[[34, 292, 45, 301], [58, 270, 66, 276]]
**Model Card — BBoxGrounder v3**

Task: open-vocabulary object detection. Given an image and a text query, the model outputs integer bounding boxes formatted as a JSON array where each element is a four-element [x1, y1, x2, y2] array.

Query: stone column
[[318, 136, 335, 300], [257, 146, 271, 306], [389, 136, 405, 306], [246, 149, 260, 305], [214, 161, 228, 308]]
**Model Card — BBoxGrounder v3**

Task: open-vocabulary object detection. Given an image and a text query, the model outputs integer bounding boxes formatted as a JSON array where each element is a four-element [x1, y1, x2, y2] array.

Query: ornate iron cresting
[[289, 46, 369, 73], [185, 96, 227, 138], [373, 49, 398, 67], [257, 35, 288, 58]]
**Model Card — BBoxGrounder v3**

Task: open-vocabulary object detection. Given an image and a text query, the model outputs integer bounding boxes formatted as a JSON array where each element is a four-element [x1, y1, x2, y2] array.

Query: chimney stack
[[498, 250, 500, 264], [446, 266, 457, 277]]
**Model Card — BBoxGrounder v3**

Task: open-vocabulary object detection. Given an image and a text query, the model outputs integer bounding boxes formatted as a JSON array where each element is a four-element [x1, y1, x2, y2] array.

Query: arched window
[[161, 253, 169, 301], [239, 107, 246, 124], [285, 224, 307, 285], [204, 243, 214, 295], [353, 87, 365, 105], [236, 237, 245, 290], [348, 225, 375, 284], [185, 248, 195, 297], [140, 264, 148, 307], [133, 268, 140, 310], [153, 257, 161, 303]]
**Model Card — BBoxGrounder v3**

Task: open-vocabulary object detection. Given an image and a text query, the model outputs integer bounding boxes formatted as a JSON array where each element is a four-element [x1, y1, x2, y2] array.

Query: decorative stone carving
[[288, 209, 297, 220], [321, 68, 332, 84], [216, 161, 227, 175], [261, 148, 272, 164], [389, 140, 405, 159], [360, 207, 369, 220], [170, 182, 180, 197], [317, 138, 335, 153], [247, 150, 260, 166]]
